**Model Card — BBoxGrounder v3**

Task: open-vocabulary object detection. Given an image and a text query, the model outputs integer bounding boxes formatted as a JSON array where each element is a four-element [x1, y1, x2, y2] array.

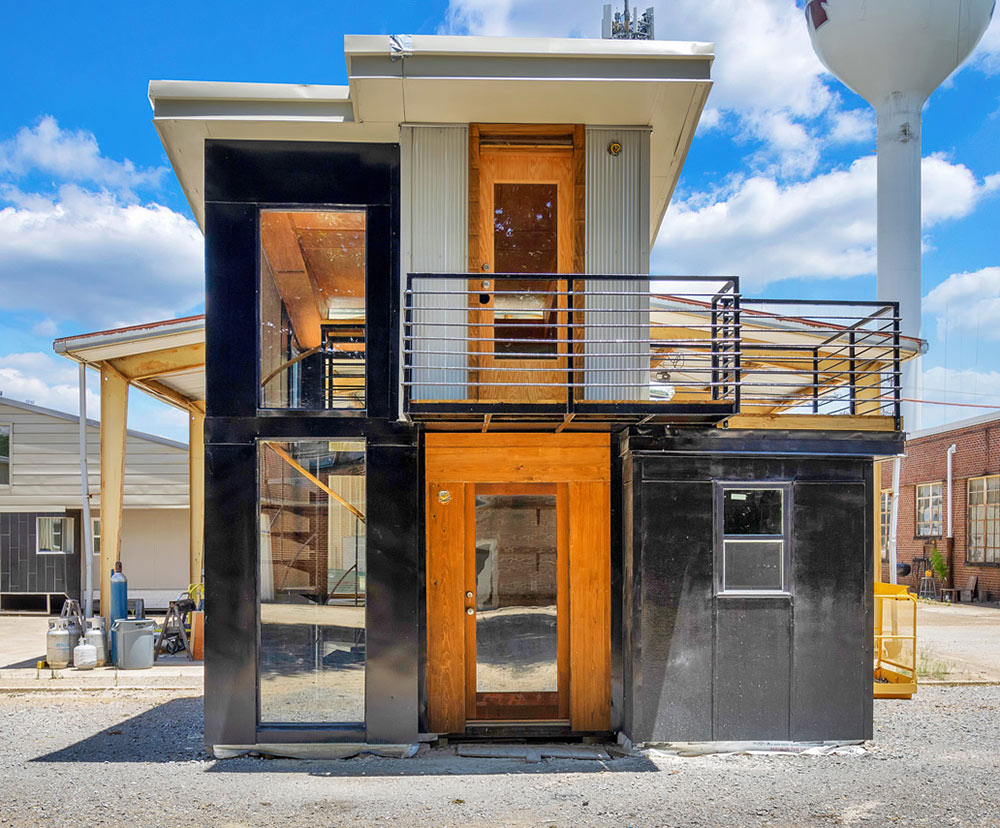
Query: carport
[[54, 315, 206, 621]]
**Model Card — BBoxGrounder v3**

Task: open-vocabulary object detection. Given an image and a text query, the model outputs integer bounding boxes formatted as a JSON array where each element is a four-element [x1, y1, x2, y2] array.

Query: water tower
[[806, 0, 994, 430]]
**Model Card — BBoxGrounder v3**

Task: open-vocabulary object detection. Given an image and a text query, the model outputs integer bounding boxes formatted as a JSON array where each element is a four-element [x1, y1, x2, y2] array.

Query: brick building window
[[968, 476, 999, 564], [915, 482, 943, 538], [880, 490, 893, 560]]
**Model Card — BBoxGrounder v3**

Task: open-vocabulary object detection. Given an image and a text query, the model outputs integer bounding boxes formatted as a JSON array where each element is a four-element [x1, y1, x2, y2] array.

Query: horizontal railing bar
[[408, 272, 739, 283]]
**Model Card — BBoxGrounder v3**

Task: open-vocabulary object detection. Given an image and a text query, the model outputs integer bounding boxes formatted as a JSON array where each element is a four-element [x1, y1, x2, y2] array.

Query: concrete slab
[[916, 601, 1000, 682], [457, 744, 611, 761]]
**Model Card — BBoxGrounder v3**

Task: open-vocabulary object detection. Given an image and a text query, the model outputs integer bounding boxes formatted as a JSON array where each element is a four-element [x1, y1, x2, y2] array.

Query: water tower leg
[[876, 92, 924, 432]]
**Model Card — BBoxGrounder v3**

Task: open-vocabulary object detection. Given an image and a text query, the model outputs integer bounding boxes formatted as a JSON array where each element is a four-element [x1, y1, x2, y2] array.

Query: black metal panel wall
[[0, 512, 79, 597], [626, 478, 714, 741], [623, 434, 875, 744], [365, 437, 420, 744], [202, 140, 419, 748], [790, 479, 872, 740], [714, 598, 791, 739]]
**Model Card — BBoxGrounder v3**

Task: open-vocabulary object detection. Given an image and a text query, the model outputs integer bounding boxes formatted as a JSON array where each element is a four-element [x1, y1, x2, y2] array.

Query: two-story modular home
[[138, 34, 916, 751]]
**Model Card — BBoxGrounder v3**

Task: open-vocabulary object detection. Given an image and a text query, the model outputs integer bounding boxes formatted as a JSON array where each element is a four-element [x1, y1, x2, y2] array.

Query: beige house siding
[[0, 399, 188, 512]]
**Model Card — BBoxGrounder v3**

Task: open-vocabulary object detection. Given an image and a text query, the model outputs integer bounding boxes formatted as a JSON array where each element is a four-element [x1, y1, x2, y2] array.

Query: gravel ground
[[1, 686, 998, 828]]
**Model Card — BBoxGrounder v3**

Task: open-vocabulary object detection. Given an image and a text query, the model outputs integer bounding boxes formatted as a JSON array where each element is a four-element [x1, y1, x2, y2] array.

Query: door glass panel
[[260, 210, 366, 410], [258, 439, 366, 724], [474, 493, 558, 695], [493, 184, 558, 358]]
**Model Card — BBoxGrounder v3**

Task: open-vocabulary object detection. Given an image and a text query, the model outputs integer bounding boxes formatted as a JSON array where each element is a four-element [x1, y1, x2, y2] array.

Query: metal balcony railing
[[400, 273, 902, 427]]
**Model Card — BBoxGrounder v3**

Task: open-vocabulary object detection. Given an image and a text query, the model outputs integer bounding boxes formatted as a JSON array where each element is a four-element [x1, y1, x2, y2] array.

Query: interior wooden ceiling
[[261, 210, 366, 349]]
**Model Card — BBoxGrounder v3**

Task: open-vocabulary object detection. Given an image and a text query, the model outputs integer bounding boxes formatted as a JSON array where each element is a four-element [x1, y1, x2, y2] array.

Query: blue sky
[[0, 0, 997, 442]]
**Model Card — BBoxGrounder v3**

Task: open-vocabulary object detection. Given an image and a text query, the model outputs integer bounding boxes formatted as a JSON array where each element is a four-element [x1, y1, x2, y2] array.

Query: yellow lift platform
[[874, 582, 917, 699]]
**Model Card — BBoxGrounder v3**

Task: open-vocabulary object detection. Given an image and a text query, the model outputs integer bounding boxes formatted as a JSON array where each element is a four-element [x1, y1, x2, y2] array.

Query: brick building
[[880, 412, 1000, 601]]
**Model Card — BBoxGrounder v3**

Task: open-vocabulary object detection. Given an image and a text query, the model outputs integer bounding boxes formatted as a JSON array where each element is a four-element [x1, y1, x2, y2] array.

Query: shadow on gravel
[[30, 698, 205, 763]]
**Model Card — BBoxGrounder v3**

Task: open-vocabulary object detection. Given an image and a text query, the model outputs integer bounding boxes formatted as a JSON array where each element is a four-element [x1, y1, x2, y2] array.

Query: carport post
[[189, 409, 205, 586], [99, 362, 129, 625], [78, 363, 95, 618]]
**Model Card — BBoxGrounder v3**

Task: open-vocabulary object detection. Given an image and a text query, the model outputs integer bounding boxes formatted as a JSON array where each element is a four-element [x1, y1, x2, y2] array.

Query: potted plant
[[929, 541, 949, 598]]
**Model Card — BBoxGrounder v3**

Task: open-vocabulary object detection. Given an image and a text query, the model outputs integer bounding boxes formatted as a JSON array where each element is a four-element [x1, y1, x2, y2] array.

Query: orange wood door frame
[[469, 138, 576, 404], [424, 434, 611, 733]]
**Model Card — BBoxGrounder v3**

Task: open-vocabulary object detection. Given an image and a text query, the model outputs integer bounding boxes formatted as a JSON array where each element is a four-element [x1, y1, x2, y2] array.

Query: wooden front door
[[469, 139, 577, 403], [425, 434, 611, 733]]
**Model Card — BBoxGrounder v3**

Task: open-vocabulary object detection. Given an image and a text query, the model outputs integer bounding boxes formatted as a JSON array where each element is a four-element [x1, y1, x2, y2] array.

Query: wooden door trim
[[468, 123, 586, 288]]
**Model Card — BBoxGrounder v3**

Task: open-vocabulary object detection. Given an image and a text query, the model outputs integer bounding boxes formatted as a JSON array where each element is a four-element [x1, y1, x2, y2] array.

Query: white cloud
[[0, 116, 166, 196], [0, 185, 203, 329], [444, 0, 868, 175], [925, 266, 1000, 341], [919, 365, 1000, 430], [0, 351, 99, 415], [654, 154, 999, 289]]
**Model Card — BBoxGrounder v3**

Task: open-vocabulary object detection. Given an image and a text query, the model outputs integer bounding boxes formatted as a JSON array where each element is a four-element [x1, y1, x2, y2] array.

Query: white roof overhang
[[54, 316, 206, 412], [149, 34, 713, 237]]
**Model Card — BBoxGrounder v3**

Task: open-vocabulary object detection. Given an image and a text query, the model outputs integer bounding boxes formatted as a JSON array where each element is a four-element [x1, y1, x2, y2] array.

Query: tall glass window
[[968, 476, 999, 564], [0, 424, 10, 485], [718, 486, 789, 594], [258, 439, 366, 724], [880, 490, 893, 561], [259, 210, 366, 410], [915, 482, 943, 537]]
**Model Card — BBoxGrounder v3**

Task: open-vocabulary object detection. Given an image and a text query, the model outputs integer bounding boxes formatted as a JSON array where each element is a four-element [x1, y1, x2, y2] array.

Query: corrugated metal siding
[[584, 128, 651, 401], [0, 401, 189, 512], [401, 125, 468, 402]]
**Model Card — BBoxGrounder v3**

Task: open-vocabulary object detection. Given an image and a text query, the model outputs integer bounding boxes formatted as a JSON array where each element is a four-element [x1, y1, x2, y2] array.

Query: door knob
[[466, 607, 475, 616], [466, 591, 474, 599]]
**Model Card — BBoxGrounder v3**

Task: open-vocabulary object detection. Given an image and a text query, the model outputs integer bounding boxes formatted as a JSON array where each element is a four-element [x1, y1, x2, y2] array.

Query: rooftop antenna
[[806, 0, 995, 430], [602, 3, 654, 40]]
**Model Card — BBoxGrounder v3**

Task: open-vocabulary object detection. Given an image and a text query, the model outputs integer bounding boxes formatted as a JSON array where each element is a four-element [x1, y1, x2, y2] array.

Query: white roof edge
[[53, 317, 205, 357], [0, 396, 189, 451], [148, 80, 352, 106], [344, 33, 715, 60], [908, 410, 1000, 441]]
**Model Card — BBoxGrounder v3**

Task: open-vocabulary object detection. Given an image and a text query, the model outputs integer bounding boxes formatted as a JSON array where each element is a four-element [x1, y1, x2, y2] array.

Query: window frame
[[714, 482, 792, 597], [880, 489, 893, 561], [91, 517, 101, 556], [914, 481, 944, 539], [0, 422, 11, 488], [256, 437, 369, 729], [257, 206, 370, 415], [36, 516, 74, 555], [966, 475, 999, 566]]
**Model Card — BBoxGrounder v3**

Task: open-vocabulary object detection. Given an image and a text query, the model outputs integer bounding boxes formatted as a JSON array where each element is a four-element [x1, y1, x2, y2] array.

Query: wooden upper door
[[469, 143, 576, 403], [425, 434, 611, 734]]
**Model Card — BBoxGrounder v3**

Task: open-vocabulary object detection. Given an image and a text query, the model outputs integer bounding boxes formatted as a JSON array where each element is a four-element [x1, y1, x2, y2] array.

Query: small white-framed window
[[0, 423, 10, 486], [915, 482, 943, 538], [91, 517, 101, 556], [37, 516, 73, 555], [716, 484, 790, 595]]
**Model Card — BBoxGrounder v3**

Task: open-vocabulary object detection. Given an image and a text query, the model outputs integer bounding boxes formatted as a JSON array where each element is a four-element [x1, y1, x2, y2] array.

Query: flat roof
[[909, 410, 1000, 441], [149, 33, 714, 236]]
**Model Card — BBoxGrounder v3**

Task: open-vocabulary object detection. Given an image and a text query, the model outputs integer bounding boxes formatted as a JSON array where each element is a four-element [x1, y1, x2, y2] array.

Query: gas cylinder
[[46, 621, 72, 669], [84, 622, 107, 667], [109, 562, 128, 664], [73, 637, 98, 670]]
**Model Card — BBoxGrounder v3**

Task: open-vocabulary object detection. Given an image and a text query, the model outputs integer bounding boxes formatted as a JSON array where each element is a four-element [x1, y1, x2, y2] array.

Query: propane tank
[[84, 620, 107, 667], [109, 561, 128, 665], [46, 620, 72, 669], [73, 637, 98, 670]]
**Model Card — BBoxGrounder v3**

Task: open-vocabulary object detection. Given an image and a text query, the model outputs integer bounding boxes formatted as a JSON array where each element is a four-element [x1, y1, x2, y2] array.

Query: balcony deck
[[401, 274, 915, 432]]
